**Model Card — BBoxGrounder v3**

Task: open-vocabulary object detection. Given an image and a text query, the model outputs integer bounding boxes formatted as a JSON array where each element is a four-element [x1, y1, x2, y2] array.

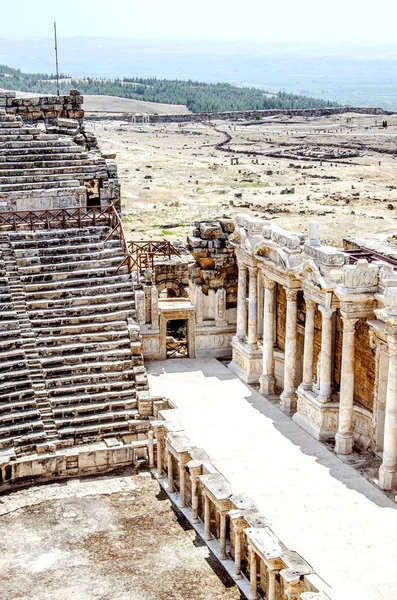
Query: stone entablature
[[229, 214, 397, 491], [153, 418, 332, 600]]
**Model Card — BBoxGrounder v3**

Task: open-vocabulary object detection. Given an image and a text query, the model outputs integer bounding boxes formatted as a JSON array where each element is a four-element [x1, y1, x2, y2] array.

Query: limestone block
[[199, 221, 224, 240]]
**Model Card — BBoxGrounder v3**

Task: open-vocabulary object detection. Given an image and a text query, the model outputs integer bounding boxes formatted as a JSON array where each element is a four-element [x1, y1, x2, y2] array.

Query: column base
[[259, 375, 276, 396], [192, 517, 199, 524], [220, 552, 228, 561], [204, 533, 213, 541], [379, 464, 397, 491], [229, 338, 262, 384], [233, 573, 243, 581], [280, 391, 297, 415], [335, 431, 354, 455], [293, 386, 339, 441]]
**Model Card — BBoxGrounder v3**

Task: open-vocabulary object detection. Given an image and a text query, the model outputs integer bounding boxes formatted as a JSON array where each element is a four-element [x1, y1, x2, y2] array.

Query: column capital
[[248, 265, 258, 277], [304, 297, 317, 310], [263, 277, 276, 291], [319, 304, 336, 319], [284, 288, 299, 302], [341, 315, 358, 332], [388, 340, 397, 361]]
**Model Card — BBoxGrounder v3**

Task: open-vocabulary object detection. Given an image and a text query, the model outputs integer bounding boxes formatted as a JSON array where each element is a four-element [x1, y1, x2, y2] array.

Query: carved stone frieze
[[340, 259, 379, 292], [303, 242, 345, 267]]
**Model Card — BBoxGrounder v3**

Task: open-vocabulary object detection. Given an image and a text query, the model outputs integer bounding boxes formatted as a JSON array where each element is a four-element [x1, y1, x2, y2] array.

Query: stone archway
[[157, 280, 188, 299]]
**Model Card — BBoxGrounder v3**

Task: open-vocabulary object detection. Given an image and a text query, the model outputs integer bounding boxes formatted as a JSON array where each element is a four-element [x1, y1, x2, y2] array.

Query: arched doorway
[[166, 319, 188, 358]]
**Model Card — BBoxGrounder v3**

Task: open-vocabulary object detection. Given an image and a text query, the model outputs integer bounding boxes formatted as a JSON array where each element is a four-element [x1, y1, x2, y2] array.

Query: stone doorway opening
[[166, 319, 188, 358]]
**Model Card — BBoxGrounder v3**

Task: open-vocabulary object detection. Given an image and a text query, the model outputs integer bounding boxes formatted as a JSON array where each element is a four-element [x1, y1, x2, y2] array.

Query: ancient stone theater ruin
[[2, 90, 397, 600]]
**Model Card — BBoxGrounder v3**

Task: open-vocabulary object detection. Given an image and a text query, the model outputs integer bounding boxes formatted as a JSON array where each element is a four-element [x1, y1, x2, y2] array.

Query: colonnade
[[149, 422, 327, 600]]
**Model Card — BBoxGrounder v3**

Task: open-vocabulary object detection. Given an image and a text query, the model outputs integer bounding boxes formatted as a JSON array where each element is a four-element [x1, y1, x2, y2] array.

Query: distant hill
[[82, 95, 190, 115], [0, 63, 339, 114]]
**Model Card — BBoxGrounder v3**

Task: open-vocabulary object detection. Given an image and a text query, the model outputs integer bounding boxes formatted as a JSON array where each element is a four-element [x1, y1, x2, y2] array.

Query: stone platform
[[147, 358, 397, 600]]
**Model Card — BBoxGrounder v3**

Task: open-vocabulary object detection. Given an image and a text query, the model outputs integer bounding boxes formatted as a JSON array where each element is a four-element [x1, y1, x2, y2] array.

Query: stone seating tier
[[0, 226, 147, 451], [0, 112, 114, 208]]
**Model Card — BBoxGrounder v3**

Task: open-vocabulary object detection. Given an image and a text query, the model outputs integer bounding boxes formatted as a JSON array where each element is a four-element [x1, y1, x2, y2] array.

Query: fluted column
[[153, 427, 165, 477], [302, 298, 317, 389], [249, 546, 258, 600], [236, 263, 248, 340], [335, 316, 358, 454], [247, 266, 258, 347], [268, 569, 277, 600], [317, 305, 335, 401], [280, 288, 298, 413], [379, 340, 397, 490], [260, 277, 276, 395]]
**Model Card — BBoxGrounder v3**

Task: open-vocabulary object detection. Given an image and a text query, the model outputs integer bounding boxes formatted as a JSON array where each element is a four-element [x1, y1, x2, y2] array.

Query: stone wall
[[187, 218, 238, 308], [1, 90, 84, 121], [85, 105, 391, 124]]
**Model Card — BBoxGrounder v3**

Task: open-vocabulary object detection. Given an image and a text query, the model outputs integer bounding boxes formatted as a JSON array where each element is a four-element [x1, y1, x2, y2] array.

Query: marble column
[[379, 340, 397, 490], [219, 512, 227, 560], [247, 266, 258, 347], [203, 492, 212, 540], [260, 277, 276, 395], [195, 285, 204, 326], [233, 528, 243, 580], [179, 462, 186, 507], [189, 466, 201, 523], [167, 451, 173, 493], [154, 428, 165, 477], [268, 569, 277, 600], [302, 298, 317, 390], [249, 546, 258, 600], [280, 288, 298, 413], [148, 430, 155, 468], [236, 263, 248, 340], [335, 316, 358, 455], [317, 305, 335, 401]]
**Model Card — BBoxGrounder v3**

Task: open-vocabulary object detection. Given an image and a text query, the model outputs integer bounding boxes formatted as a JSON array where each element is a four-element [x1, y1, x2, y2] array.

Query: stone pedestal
[[229, 337, 263, 384], [294, 387, 339, 441]]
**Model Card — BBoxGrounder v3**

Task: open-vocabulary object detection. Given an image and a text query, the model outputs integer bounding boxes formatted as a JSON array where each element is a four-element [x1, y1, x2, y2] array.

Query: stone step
[[9, 226, 109, 242], [14, 240, 119, 258], [0, 165, 103, 178], [4, 151, 87, 163], [35, 319, 129, 338], [0, 173, 81, 185], [0, 431, 46, 450], [26, 279, 131, 302], [18, 247, 123, 267], [0, 139, 80, 149], [0, 145, 84, 157], [20, 264, 129, 285], [53, 400, 137, 417], [50, 388, 136, 405], [0, 378, 33, 395], [45, 368, 135, 389], [27, 291, 134, 312], [49, 380, 135, 400], [38, 338, 130, 356], [24, 273, 130, 294], [0, 419, 44, 437], [0, 399, 36, 414], [29, 302, 131, 328], [57, 421, 133, 439], [55, 407, 137, 426], [43, 356, 132, 376], [0, 158, 96, 170], [0, 179, 81, 192], [42, 346, 131, 366], [0, 408, 41, 423]]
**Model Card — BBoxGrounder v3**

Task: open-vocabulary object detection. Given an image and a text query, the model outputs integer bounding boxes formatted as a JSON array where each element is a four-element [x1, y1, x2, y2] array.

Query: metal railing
[[0, 204, 182, 275]]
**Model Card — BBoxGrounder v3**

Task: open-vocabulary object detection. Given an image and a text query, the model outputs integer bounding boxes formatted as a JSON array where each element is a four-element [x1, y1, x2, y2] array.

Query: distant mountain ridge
[[0, 63, 339, 114]]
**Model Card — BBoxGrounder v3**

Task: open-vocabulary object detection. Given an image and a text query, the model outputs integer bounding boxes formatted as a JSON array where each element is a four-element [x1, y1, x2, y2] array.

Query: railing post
[[93, 207, 97, 226]]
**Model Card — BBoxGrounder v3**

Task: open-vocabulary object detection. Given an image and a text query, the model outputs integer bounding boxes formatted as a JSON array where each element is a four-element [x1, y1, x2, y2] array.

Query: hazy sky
[[1, 0, 396, 44]]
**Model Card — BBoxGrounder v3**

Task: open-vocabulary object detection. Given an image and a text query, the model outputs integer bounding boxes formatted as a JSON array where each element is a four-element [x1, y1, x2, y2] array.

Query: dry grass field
[[90, 112, 397, 246]]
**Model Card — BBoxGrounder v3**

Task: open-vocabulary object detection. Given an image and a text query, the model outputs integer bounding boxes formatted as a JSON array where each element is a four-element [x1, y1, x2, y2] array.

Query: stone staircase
[[0, 111, 112, 209], [0, 225, 148, 451]]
